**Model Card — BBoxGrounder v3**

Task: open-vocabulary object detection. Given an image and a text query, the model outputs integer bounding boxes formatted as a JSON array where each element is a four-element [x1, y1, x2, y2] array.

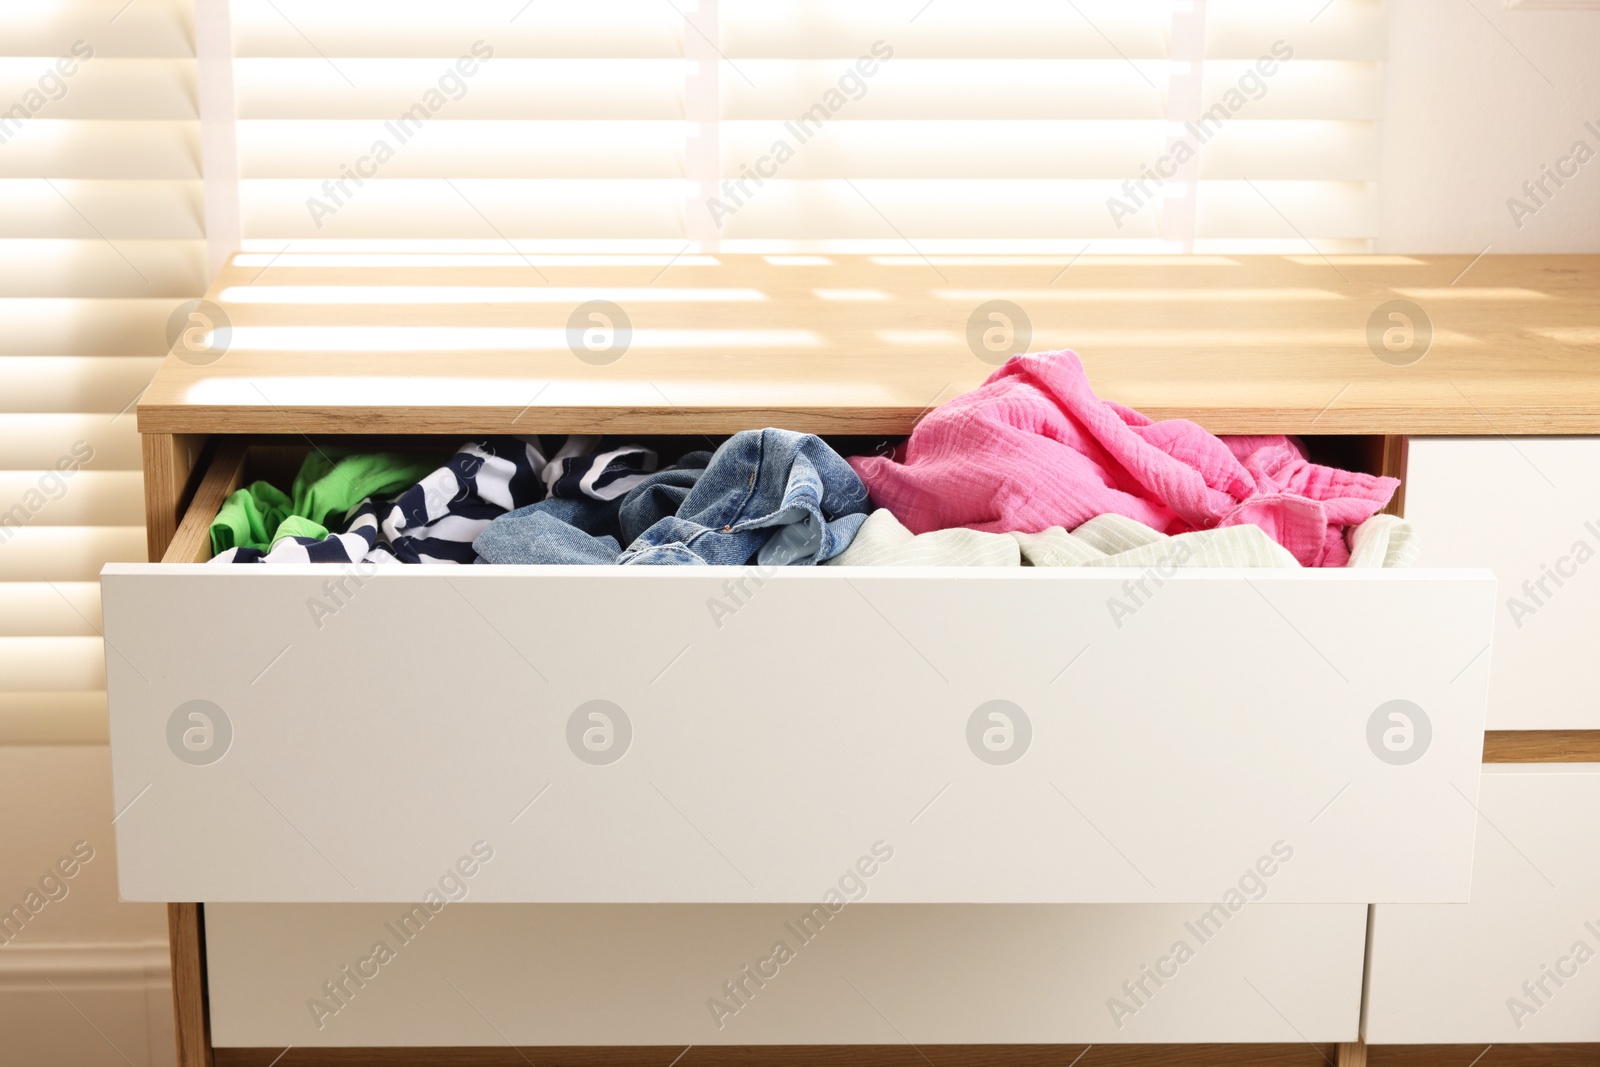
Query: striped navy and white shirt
[[211, 436, 658, 565]]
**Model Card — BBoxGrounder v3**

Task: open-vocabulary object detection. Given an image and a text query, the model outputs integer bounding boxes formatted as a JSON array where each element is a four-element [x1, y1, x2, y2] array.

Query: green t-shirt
[[210, 451, 438, 556]]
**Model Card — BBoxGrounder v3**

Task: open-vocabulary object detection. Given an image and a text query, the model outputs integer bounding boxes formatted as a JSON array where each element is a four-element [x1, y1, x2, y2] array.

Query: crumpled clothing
[[212, 437, 669, 565], [210, 504, 390, 565], [828, 509, 1420, 570], [475, 431, 869, 566], [213, 437, 547, 564], [209, 451, 437, 557], [540, 435, 659, 501], [847, 351, 1399, 567], [620, 429, 870, 566], [1345, 513, 1421, 568], [474, 454, 711, 566], [373, 437, 549, 563]]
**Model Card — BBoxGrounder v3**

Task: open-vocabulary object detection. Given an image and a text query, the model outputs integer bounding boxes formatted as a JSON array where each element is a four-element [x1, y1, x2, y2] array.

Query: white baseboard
[[0, 940, 174, 1066], [0, 939, 168, 985]]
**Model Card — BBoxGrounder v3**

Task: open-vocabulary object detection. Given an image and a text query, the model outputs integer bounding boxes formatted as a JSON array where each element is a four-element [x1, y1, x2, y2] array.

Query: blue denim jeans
[[620, 430, 869, 566], [473, 432, 868, 566], [474, 454, 709, 565]]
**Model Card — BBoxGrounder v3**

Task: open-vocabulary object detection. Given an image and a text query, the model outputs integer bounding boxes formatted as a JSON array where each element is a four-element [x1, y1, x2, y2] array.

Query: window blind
[[0, 0, 204, 742], [231, 0, 1383, 255]]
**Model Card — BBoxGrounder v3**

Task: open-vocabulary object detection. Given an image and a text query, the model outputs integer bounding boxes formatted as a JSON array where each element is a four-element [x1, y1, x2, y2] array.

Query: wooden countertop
[[137, 252, 1600, 436]]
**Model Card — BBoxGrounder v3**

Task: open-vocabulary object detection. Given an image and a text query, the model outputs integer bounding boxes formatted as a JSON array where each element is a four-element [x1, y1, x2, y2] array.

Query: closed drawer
[[1407, 436, 1600, 729], [1365, 764, 1600, 1043], [102, 445, 1498, 905], [206, 901, 1366, 1045]]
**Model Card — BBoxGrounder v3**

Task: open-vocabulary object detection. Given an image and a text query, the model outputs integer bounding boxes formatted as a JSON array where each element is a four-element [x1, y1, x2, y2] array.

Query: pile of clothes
[[211, 430, 869, 567], [210, 351, 1414, 570]]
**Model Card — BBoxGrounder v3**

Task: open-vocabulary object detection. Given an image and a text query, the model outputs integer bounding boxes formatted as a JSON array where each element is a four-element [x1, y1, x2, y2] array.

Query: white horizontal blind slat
[[243, 180, 690, 240], [1200, 61, 1383, 120], [720, 60, 1167, 119], [1200, 121, 1378, 181], [720, 0, 1171, 58], [715, 180, 1166, 240], [0, 121, 200, 178], [0, 691, 110, 743], [1206, 0, 1386, 60], [0, 0, 196, 59], [0, 638, 107, 693], [0, 241, 207, 297], [719, 121, 1166, 179], [0, 415, 142, 470], [237, 120, 692, 178], [0, 59, 197, 120], [229, 1, 684, 58], [0, 180, 205, 239], [0, 528, 149, 583], [232, 59, 693, 120], [0, 472, 144, 526], [0, 302, 186, 356], [0, 584, 102, 637], [0, 359, 160, 415]]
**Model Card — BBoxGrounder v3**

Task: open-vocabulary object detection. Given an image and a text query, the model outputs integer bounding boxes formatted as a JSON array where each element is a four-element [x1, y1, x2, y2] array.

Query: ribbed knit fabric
[[847, 351, 1400, 567], [828, 509, 1419, 570], [1345, 513, 1422, 568], [826, 510, 1024, 567]]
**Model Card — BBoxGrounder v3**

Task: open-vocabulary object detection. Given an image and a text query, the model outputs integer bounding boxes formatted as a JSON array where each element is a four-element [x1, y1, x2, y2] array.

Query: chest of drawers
[[114, 252, 1600, 1067]]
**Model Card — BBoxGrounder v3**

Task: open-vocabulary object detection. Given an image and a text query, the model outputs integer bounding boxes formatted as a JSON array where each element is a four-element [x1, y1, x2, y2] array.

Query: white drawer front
[[1366, 765, 1600, 1043], [206, 901, 1366, 1045], [101, 565, 1494, 904], [1407, 437, 1600, 729]]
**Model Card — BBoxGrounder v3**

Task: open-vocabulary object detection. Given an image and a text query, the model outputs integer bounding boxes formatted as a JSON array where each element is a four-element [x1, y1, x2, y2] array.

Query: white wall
[[1382, 0, 1600, 252], [0, 747, 174, 1066]]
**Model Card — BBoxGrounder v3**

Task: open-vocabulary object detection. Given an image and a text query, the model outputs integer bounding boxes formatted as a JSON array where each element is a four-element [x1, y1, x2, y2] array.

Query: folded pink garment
[[848, 351, 1398, 567]]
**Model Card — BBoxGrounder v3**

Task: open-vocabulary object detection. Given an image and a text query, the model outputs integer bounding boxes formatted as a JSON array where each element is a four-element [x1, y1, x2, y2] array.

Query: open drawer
[[102, 442, 1498, 905]]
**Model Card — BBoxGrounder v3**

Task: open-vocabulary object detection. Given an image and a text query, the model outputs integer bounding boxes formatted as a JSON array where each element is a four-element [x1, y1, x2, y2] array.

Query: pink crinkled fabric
[[847, 351, 1398, 567]]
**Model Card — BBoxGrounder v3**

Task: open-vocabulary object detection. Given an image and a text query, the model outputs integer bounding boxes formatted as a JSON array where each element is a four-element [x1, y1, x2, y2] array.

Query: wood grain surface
[[136, 253, 1600, 436]]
